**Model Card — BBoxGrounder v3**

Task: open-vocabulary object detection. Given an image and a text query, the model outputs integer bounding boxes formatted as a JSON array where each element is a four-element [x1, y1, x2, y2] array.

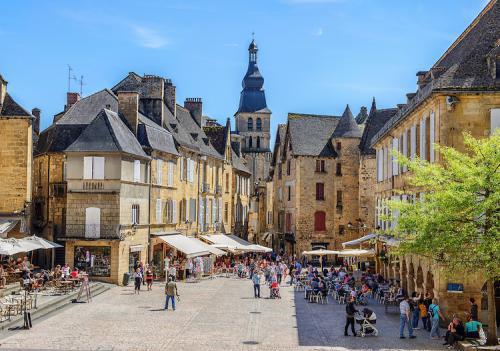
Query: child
[[418, 298, 428, 331]]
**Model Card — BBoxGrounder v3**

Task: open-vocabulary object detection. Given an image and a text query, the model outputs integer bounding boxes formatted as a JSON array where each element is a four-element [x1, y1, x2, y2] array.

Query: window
[[225, 173, 229, 193], [287, 186, 291, 201], [336, 142, 341, 151], [286, 160, 291, 175], [496, 59, 500, 79], [248, 118, 253, 131], [179, 157, 184, 181], [165, 199, 177, 224], [156, 199, 162, 224], [315, 160, 325, 173], [336, 163, 342, 176], [189, 198, 197, 222], [256, 136, 261, 148], [248, 137, 253, 148], [167, 161, 175, 187], [62, 161, 67, 181], [74, 246, 110, 277], [339, 225, 345, 235], [187, 158, 195, 183], [314, 211, 326, 231], [491, 108, 500, 135], [156, 159, 163, 185], [285, 213, 292, 232], [85, 207, 100, 238], [133, 160, 141, 182], [278, 163, 282, 179], [267, 211, 273, 225], [336, 190, 343, 206], [131, 204, 140, 225], [256, 118, 262, 131], [83, 156, 105, 180], [316, 183, 325, 200]]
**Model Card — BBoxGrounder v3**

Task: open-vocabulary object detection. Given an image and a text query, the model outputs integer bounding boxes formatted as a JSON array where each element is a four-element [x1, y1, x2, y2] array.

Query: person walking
[[133, 268, 142, 294], [164, 277, 179, 310], [411, 295, 420, 329], [400, 295, 416, 339], [429, 298, 445, 339], [145, 265, 153, 291], [344, 297, 358, 336], [252, 269, 261, 298]]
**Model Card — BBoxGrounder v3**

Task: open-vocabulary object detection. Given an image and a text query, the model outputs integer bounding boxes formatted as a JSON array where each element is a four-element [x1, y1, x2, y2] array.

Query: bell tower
[[235, 39, 272, 187]]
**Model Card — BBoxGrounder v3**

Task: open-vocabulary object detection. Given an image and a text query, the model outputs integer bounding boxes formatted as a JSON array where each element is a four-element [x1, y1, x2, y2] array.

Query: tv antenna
[[76, 75, 86, 96], [67, 65, 77, 92]]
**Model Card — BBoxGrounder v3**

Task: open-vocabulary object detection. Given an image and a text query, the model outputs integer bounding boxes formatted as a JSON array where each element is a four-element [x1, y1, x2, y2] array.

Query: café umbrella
[[0, 240, 26, 256], [302, 249, 340, 271], [20, 235, 63, 249]]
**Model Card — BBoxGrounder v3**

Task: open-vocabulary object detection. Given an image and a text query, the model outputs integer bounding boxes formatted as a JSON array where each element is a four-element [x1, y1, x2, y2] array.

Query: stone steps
[[0, 282, 111, 331]]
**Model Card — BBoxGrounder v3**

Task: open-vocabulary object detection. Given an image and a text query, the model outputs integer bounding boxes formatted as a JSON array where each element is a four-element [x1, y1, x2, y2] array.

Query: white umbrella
[[302, 249, 340, 271], [21, 235, 63, 249], [0, 241, 26, 255], [4, 238, 43, 252]]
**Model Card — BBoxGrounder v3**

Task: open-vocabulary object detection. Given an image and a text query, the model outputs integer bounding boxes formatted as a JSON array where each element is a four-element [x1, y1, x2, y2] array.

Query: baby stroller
[[355, 291, 368, 306], [270, 282, 281, 299], [355, 308, 378, 337]]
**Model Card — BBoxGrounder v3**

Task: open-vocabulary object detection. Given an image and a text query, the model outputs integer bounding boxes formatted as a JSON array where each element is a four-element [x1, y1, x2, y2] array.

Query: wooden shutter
[[83, 157, 93, 180], [92, 157, 104, 179], [156, 199, 161, 224], [85, 207, 100, 238], [402, 130, 408, 172], [172, 200, 177, 224], [134, 160, 141, 182], [420, 118, 426, 160], [168, 161, 174, 187], [392, 137, 399, 176], [179, 157, 184, 181], [491, 108, 500, 134], [429, 112, 435, 163], [157, 159, 163, 185], [410, 124, 416, 160]]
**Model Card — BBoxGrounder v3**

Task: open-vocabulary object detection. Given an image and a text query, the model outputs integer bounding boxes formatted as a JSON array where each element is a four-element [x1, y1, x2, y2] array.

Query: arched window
[[247, 118, 253, 131], [248, 136, 253, 148], [256, 118, 262, 131], [314, 211, 326, 231], [256, 136, 261, 148]]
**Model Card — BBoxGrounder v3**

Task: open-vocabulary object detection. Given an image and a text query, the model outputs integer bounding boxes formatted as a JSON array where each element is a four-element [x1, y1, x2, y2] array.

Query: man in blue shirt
[[429, 299, 445, 339]]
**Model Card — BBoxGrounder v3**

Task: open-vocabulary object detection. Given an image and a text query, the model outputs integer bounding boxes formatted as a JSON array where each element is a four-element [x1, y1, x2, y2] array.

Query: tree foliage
[[387, 132, 499, 280]]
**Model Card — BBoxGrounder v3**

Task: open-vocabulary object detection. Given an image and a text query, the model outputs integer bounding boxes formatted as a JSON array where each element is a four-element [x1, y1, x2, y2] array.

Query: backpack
[[428, 304, 436, 318]]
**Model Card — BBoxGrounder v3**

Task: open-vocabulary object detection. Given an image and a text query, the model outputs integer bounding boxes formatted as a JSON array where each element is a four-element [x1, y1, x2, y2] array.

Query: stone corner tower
[[235, 39, 272, 189]]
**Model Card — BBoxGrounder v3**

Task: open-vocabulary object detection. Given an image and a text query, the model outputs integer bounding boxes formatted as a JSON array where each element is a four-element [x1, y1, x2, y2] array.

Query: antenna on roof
[[76, 75, 86, 96], [67, 65, 77, 92]]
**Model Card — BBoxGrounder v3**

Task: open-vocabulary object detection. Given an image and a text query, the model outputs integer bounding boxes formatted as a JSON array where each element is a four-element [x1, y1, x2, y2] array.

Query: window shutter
[[156, 199, 161, 224], [218, 198, 223, 223], [172, 200, 177, 224], [392, 138, 399, 176], [410, 124, 416, 160], [212, 200, 217, 224], [91, 157, 107, 181], [491, 108, 500, 134], [168, 161, 174, 187], [157, 159, 163, 185], [429, 112, 435, 163], [83, 157, 93, 180], [199, 197, 205, 230], [420, 118, 426, 160], [402, 130, 408, 172], [134, 160, 141, 182], [85, 207, 100, 238]]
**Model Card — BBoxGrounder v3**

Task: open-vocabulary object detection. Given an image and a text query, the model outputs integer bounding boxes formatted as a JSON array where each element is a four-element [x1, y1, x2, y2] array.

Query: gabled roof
[[332, 105, 362, 139], [231, 144, 251, 174], [287, 113, 340, 157], [359, 106, 398, 155], [372, 0, 500, 146], [0, 93, 31, 117], [56, 89, 118, 125], [66, 109, 148, 158], [137, 114, 179, 156], [35, 124, 87, 156], [271, 124, 287, 167]]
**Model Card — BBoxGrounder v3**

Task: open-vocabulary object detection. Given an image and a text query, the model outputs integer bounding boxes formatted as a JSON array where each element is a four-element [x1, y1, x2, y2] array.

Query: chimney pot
[[65, 92, 80, 111], [117, 91, 139, 135], [32, 108, 41, 135], [184, 98, 203, 127]]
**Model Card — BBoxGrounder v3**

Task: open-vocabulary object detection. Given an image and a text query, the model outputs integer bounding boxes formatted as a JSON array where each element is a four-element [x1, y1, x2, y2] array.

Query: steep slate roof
[[372, 0, 500, 146], [231, 144, 251, 174], [66, 109, 148, 158], [271, 124, 287, 167], [137, 114, 179, 156], [203, 125, 227, 156], [332, 105, 362, 138], [56, 89, 118, 125], [0, 93, 31, 117], [359, 107, 398, 155], [287, 113, 340, 157], [35, 124, 87, 155]]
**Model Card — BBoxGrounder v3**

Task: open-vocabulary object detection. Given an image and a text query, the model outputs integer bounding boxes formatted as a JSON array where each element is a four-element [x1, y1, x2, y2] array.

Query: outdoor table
[[59, 281, 73, 294], [2, 301, 19, 320]]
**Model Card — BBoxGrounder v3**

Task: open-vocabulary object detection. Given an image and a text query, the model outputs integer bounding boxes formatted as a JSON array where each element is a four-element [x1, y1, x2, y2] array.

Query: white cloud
[[131, 25, 168, 49], [315, 28, 324, 36]]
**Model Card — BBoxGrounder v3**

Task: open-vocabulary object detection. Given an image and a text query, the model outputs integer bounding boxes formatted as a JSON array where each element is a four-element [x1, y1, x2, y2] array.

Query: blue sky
[[1, 0, 488, 136]]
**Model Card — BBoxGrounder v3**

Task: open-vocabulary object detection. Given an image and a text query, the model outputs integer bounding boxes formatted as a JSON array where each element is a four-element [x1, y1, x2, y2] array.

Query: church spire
[[249, 38, 258, 63], [332, 104, 362, 138]]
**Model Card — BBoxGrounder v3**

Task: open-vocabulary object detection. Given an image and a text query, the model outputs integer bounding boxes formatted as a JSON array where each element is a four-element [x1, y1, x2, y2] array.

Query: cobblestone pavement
[[0, 278, 445, 351]]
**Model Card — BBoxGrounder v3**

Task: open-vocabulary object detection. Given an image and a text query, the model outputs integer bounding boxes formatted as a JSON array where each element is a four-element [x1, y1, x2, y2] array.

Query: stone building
[[0, 74, 35, 239], [371, 0, 500, 318]]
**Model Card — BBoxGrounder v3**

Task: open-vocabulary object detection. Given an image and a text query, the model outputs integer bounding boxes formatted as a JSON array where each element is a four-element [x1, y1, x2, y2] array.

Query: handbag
[[478, 328, 486, 345]]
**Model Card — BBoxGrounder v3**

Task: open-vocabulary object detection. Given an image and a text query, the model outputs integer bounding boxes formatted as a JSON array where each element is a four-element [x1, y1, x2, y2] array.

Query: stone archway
[[416, 266, 424, 293], [426, 271, 435, 297], [401, 260, 408, 292], [408, 262, 415, 295]]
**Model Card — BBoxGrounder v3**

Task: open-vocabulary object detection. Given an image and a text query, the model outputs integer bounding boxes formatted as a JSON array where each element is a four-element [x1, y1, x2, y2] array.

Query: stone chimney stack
[[117, 91, 139, 135], [416, 71, 428, 89], [65, 92, 80, 111], [184, 98, 203, 127], [0, 75, 7, 106], [32, 108, 41, 135], [164, 79, 176, 118]]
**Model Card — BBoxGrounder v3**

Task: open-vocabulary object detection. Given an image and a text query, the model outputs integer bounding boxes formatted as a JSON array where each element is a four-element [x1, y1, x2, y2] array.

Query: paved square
[[0, 278, 445, 350]]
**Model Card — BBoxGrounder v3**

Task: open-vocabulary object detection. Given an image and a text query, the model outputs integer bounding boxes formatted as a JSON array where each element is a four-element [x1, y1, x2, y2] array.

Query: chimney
[[117, 91, 139, 135], [32, 108, 41, 135], [406, 93, 416, 103], [164, 79, 176, 117], [0, 75, 7, 106], [184, 98, 203, 127], [416, 71, 428, 89], [65, 92, 80, 111]]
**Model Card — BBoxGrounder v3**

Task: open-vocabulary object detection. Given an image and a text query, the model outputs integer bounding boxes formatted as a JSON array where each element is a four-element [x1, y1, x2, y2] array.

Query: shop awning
[[341, 233, 377, 248], [150, 231, 181, 236], [191, 239, 226, 257], [158, 234, 211, 258], [0, 219, 19, 238], [336, 249, 376, 257], [379, 236, 401, 247], [129, 245, 144, 253], [302, 249, 339, 256], [200, 234, 272, 253]]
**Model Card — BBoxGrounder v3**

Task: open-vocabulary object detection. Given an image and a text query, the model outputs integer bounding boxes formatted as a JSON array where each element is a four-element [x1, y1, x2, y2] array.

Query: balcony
[[215, 185, 222, 195], [50, 183, 67, 197], [64, 223, 131, 240], [201, 182, 211, 193], [68, 179, 121, 193]]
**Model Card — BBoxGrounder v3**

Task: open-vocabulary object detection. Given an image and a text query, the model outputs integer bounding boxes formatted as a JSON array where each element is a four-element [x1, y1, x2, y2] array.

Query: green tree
[[388, 132, 499, 345]]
